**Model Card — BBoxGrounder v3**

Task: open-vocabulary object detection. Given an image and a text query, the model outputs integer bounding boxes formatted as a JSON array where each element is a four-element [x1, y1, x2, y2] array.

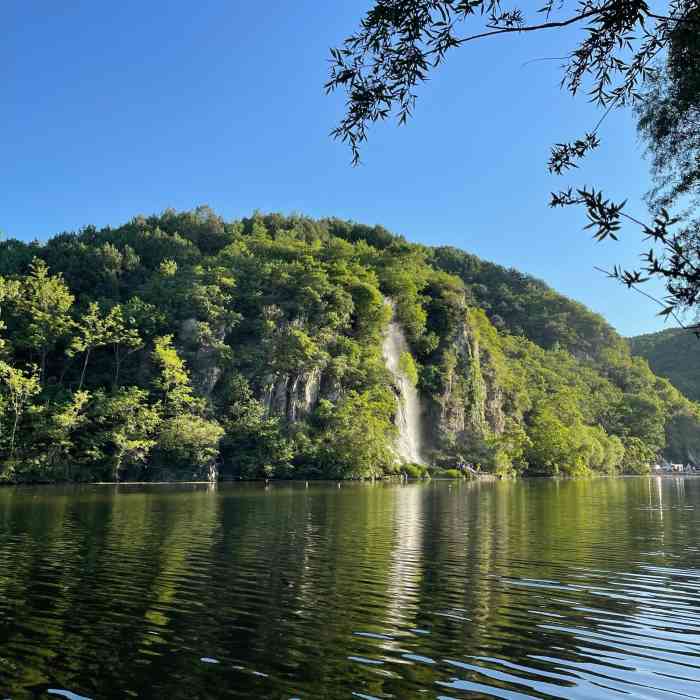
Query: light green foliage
[[44, 390, 91, 472], [159, 259, 178, 276], [151, 335, 197, 414], [103, 304, 142, 388], [68, 302, 112, 390], [0, 361, 40, 458], [431, 468, 465, 479], [12, 259, 74, 383], [526, 405, 589, 476], [150, 335, 222, 473], [156, 414, 224, 471], [620, 437, 657, 474], [0, 208, 696, 481], [89, 388, 161, 480], [402, 463, 429, 478], [219, 374, 293, 479], [313, 389, 397, 479]]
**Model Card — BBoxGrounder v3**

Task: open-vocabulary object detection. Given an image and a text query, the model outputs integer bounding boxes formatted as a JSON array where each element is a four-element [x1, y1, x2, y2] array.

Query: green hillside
[[0, 208, 698, 482], [630, 329, 700, 403]]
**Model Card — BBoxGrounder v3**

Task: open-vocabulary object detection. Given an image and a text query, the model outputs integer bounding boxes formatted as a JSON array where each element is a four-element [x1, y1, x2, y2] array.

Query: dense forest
[[630, 329, 700, 404], [0, 207, 698, 483]]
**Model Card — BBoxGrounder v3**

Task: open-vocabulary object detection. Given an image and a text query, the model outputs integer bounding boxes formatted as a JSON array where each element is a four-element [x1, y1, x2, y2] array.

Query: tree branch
[[594, 265, 690, 329], [456, 8, 602, 45]]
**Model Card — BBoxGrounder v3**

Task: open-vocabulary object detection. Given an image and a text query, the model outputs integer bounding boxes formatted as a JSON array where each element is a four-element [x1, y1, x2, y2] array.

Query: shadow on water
[[0, 477, 699, 698]]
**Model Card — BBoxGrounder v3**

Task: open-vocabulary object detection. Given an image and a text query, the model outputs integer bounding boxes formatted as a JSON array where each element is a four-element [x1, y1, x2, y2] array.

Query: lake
[[0, 477, 699, 699]]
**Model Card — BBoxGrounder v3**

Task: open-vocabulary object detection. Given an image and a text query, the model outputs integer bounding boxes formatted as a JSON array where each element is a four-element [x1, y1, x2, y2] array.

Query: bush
[[155, 414, 224, 472], [429, 467, 465, 479], [402, 462, 429, 478]]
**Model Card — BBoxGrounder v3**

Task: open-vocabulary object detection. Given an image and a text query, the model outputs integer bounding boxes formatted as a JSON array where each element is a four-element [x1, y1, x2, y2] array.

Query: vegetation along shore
[[1, 208, 698, 484]]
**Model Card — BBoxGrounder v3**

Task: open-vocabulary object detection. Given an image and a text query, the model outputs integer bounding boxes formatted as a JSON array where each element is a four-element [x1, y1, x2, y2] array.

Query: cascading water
[[382, 302, 425, 465]]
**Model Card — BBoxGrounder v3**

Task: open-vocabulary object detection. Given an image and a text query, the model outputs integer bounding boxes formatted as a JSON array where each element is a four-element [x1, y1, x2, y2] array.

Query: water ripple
[[0, 478, 699, 698]]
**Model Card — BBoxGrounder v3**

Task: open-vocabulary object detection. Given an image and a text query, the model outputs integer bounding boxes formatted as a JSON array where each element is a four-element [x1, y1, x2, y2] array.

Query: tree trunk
[[113, 344, 121, 391], [10, 411, 18, 456], [40, 348, 47, 387], [78, 348, 91, 391]]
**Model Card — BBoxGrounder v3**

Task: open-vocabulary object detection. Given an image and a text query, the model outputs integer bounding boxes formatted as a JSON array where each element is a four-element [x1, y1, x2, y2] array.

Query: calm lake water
[[1, 478, 699, 699]]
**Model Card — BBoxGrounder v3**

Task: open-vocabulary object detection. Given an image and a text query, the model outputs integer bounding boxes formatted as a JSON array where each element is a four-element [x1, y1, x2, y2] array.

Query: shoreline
[[1, 472, 698, 488]]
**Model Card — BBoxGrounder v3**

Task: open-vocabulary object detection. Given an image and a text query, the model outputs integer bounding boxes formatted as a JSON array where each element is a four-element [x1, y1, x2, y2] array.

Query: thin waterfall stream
[[382, 301, 425, 465]]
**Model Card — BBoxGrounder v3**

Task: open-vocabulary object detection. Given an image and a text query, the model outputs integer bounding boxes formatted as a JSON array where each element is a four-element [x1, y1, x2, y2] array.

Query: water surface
[[1, 477, 699, 699]]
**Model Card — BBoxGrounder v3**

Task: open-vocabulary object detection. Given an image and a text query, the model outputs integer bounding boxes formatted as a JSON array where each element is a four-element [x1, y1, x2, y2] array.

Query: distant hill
[[629, 329, 700, 403], [1, 208, 699, 481]]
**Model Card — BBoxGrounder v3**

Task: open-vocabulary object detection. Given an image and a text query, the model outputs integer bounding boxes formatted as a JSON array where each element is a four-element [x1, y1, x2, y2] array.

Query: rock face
[[427, 310, 506, 453], [254, 302, 506, 465], [262, 367, 322, 423], [179, 318, 229, 400]]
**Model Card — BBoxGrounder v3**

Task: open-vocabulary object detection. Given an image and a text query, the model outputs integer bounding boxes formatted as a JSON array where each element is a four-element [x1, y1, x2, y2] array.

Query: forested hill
[[1, 207, 698, 483], [630, 329, 700, 403]]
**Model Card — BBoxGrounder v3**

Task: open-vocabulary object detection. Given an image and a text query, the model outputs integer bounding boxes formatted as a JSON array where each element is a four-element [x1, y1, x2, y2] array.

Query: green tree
[[14, 259, 74, 384], [151, 335, 197, 414], [0, 361, 40, 456], [44, 390, 91, 476], [621, 436, 657, 474], [68, 302, 111, 391], [151, 335, 223, 475], [89, 388, 161, 481], [314, 389, 397, 478], [219, 375, 293, 479], [104, 304, 142, 389], [157, 415, 224, 474]]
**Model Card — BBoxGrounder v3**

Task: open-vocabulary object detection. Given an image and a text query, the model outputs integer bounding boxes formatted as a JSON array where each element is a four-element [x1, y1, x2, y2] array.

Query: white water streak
[[382, 305, 425, 465]]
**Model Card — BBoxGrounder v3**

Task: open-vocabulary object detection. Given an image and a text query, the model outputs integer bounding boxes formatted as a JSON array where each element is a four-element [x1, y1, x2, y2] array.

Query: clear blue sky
[[3, 1, 672, 336]]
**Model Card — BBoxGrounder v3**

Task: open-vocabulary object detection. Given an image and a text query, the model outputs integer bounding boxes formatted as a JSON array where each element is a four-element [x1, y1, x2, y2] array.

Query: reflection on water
[[1, 477, 699, 699]]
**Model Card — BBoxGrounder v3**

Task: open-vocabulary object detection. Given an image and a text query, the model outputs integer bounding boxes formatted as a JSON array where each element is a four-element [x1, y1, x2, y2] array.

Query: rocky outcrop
[[179, 318, 231, 400], [426, 310, 506, 452], [262, 366, 322, 422]]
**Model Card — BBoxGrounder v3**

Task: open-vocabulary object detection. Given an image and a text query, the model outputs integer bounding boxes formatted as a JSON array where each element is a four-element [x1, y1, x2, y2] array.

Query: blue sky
[[3, 0, 672, 336]]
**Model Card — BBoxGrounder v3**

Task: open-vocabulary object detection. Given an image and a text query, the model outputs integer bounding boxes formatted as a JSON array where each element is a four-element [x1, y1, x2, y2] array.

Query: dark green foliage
[[630, 328, 700, 402], [431, 247, 622, 358], [0, 208, 698, 482]]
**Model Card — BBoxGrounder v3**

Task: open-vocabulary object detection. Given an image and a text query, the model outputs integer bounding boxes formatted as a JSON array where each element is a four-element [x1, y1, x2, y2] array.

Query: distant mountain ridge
[[629, 329, 700, 403]]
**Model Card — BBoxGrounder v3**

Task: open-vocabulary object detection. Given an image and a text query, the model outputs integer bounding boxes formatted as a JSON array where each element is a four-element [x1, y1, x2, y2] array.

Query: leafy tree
[[68, 302, 111, 391], [104, 304, 143, 389], [620, 436, 657, 473], [89, 388, 160, 480], [155, 414, 224, 474], [637, 7, 700, 212], [219, 375, 293, 479], [151, 335, 198, 414], [0, 361, 40, 456], [13, 259, 74, 384], [313, 389, 397, 478], [150, 335, 223, 474], [43, 391, 91, 477]]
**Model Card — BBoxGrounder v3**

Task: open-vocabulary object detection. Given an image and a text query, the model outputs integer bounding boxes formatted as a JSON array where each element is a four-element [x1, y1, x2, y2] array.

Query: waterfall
[[382, 303, 425, 465]]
